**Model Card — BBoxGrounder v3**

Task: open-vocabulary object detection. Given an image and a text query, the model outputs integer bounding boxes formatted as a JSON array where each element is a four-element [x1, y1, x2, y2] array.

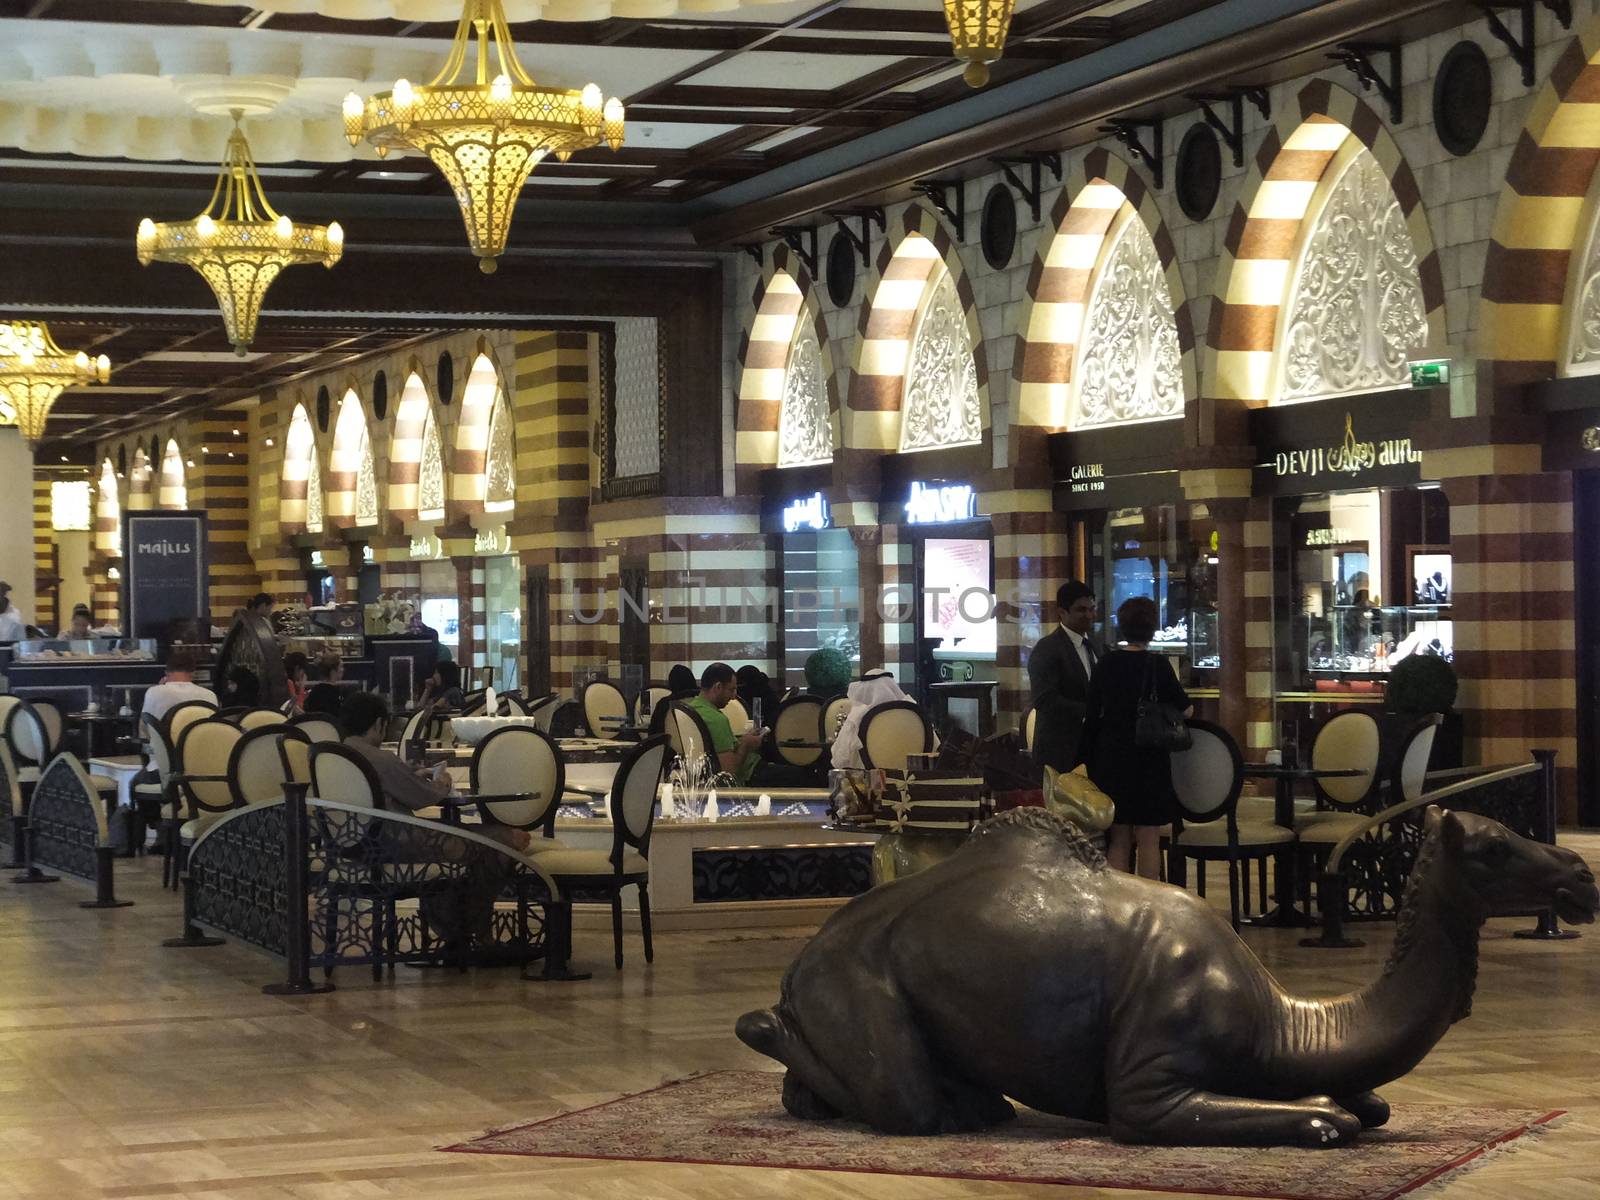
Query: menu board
[[122, 511, 209, 641]]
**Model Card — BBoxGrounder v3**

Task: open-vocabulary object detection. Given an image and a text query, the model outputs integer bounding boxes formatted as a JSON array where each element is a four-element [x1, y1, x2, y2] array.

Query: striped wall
[[1205, 80, 1446, 408], [991, 499, 1071, 721], [31, 478, 53, 633], [325, 388, 364, 529], [387, 370, 431, 524], [1013, 148, 1198, 437], [1241, 497, 1277, 757], [187, 416, 259, 623]]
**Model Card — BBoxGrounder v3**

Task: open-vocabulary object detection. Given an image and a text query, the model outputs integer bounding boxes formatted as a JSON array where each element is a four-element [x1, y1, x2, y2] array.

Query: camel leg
[[1108, 1085, 1363, 1148], [1335, 1091, 1390, 1128]]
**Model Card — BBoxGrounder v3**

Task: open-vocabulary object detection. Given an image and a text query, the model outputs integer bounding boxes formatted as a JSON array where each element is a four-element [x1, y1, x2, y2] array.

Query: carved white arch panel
[[898, 263, 980, 453], [306, 455, 324, 535], [485, 394, 515, 513], [418, 405, 445, 522], [776, 317, 833, 467], [1070, 204, 1185, 429], [1276, 146, 1427, 404]]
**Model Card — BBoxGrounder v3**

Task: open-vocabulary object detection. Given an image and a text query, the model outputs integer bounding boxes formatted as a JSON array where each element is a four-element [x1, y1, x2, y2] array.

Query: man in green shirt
[[685, 663, 765, 785]]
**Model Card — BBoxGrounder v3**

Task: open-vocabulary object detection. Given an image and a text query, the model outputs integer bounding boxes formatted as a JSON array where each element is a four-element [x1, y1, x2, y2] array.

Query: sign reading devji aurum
[[1250, 397, 1427, 496]]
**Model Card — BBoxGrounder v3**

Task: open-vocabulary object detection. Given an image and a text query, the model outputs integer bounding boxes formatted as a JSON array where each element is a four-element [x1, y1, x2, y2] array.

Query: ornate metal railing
[[186, 801, 288, 954], [26, 754, 130, 907]]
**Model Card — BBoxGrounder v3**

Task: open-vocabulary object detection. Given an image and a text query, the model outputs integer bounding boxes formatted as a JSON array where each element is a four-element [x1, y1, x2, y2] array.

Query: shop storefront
[[474, 524, 521, 691], [1251, 391, 1451, 750], [763, 466, 860, 691], [410, 534, 459, 656]]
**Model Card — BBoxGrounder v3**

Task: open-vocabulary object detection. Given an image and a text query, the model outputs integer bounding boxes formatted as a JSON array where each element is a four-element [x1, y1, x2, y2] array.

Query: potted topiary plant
[[804, 647, 853, 698], [1384, 653, 1462, 769]]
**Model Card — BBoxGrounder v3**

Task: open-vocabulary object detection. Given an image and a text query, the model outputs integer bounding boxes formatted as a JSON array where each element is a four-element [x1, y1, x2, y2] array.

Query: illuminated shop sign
[[904, 481, 977, 525], [362, 544, 375, 565], [1272, 413, 1420, 481], [310, 550, 325, 567], [782, 491, 831, 533], [1305, 527, 1358, 547], [473, 526, 508, 555], [409, 534, 442, 560], [1068, 462, 1105, 496]]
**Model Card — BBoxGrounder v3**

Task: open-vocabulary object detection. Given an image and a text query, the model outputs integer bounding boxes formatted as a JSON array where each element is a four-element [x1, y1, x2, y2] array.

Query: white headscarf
[[830, 669, 910, 770]]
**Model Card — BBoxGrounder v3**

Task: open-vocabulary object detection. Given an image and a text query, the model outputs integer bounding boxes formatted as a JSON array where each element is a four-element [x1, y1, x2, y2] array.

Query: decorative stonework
[[306, 456, 324, 535], [613, 317, 661, 479], [777, 323, 833, 467], [419, 407, 444, 519], [1279, 150, 1428, 403], [1073, 209, 1184, 428], [900, 267, 980, 452], [1566, 206, 1600, 374], [485, 396, 515, 509], [355, 432, 378, 526]]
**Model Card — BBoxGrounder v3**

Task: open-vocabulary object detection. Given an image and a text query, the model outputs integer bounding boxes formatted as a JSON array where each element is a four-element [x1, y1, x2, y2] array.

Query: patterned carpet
[[442, 1071, 1561, 1200]]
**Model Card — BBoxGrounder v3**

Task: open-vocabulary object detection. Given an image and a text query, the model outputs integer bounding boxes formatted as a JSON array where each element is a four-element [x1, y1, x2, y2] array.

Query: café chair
[[471, 725, 570, 852], [581, 680, 629, 741], [166, 701, 218, 750], [169, 717, 245, 888], [501, 692, 531, 716], [1169, 719, 1293, 930], [857, 701, 934, 777], [30, 698, 65, 756], [240, 708, 288, 731], [397, 706, 431, 751], [0, 741, 25, 867], [229, 726, 310, 807], [820, 695, 852, 745], [1021, 702, 1039, 754], [310, 742, 384, 810], [288, 713, 341, 745], [458, 689, 489, 718], [526, 693, 559, 732], [772, 694, 826, 767], [5, 700, 118, 798], [723, 697, 751, 736], [1290, 710, 1382, 830], [669, 702, 716, 766], [536, 736, 670, 970]]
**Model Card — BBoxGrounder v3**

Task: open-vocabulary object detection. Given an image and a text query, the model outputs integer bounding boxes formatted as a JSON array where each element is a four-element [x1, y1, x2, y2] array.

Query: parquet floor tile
[[2, 838, 1598, 1198]]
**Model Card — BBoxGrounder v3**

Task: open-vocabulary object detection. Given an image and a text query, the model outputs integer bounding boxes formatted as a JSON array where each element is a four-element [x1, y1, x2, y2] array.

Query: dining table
[[1239, 762, 1367, 928]]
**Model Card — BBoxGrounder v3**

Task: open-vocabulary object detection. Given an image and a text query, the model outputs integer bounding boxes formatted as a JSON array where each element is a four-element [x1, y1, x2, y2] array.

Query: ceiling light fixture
[[137, 112, 344, 355], [0, 321, 111, 448], [342, 0, 624, 274], [943, 0, 1014, 88]]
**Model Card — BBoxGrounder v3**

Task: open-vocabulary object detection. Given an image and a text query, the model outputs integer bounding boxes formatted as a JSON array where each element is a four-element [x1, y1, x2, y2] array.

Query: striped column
[[32, 478, 54, 633], [189, 417, 259, 624], [1444, 472, 1578, 819], [550, 546, 611, 696], [1242, 497, 1276, 759], [450, 556, 476, 673], [992, 503, 1071, 726], [468, 559, 488, 682]]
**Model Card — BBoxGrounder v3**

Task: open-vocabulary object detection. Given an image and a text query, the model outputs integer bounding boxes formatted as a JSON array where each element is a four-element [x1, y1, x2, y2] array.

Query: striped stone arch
[[451, 345, 510, 514], [1205, 79, 1445, 407], [1481, 20, 1600, 400], [327, 384, 377, 530], [280, 402, 319, 534], [734, 243, 840, 489], [848, 204, 990, 456], [387, 364, 440, 525], [95, 458, 120, 558], [158, 437, 187, 509], [127, 445, 153, 511], [1012, 148, 1197, 439]]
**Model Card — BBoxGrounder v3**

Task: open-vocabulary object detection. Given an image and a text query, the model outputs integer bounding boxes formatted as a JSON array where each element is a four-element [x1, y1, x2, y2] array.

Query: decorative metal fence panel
[[27, 757, 103, 882], [188, 802, 289, 955], [692, 843, 874, 904]]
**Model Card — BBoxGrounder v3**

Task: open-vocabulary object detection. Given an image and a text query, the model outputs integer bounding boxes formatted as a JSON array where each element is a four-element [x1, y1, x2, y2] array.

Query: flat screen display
[[922, 538, 996, 655], [420, 597, 459, 647]]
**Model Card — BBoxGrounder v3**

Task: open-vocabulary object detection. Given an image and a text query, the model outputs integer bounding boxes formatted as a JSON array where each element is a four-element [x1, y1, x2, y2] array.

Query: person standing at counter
[[67, 604, 93, 639], [1026, 581, 1101, 772]]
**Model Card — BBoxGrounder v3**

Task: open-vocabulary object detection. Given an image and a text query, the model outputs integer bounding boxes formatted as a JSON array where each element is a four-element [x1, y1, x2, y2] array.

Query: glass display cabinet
[[13, 636, 157, 661], [1304, 606, 1454, 677]]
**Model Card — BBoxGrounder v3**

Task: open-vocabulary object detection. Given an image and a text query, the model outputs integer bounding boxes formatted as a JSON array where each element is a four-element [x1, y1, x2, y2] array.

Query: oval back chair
[[1310, 710, 1381, 809], [582, 680, 629, 740], [240, 708, 288, 731], [772, 694, 825, 766], [472, 725, 564, 841], [857, 701, 934, 776], [289, 713, 342, 744], [309, 742, 384, 809]]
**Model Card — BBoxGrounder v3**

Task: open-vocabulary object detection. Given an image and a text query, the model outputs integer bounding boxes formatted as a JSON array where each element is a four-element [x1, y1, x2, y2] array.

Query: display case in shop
[[12, 636, 157, 663], [1303, 605, 1453, 679]]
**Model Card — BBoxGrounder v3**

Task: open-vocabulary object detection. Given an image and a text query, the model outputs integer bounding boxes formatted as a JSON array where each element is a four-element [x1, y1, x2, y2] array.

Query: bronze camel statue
[[736, 806, 1597, 1147]]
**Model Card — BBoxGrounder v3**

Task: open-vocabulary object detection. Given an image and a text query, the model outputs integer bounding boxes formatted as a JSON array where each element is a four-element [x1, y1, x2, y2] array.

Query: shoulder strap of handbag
[[1142, 652, 1159, 702]]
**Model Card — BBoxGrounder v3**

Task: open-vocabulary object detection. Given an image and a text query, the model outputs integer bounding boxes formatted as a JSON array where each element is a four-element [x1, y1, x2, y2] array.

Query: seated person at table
[[303, 653, 345, 717], [736, 664, 779, 729], [282, 651, 310, 711], [141, 646, 218, 726], [687, 663, 819, 788], [648, 663, 699, 736], [339, 691, 529, 852], [417, 660, 466, 711], [831, 669, 915, 771]]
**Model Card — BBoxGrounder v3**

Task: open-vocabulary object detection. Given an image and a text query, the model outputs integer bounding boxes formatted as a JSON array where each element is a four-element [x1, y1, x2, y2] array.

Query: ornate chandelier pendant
[[0, 320, 110, 448], [137, 112, 344, 355], [943, 0, 1015, 88], [344, 0, 624, 274]]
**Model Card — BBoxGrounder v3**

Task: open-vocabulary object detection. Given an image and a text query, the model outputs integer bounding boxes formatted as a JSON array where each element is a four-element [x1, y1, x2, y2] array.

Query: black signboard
[[122, 511, 209, 641], [1248, 388, 1433, 496], [1054, 469, 1185, 511], [1048, 421, 1186, 512]]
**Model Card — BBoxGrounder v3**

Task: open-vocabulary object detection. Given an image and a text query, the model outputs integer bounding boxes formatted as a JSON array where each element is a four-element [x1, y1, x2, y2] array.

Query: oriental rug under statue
[[442, 1070, 1560, 1200]]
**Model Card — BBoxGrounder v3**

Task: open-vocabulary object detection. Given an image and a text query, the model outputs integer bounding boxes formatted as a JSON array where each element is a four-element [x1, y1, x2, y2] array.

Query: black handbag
[[1134, 655, 1191, 752]]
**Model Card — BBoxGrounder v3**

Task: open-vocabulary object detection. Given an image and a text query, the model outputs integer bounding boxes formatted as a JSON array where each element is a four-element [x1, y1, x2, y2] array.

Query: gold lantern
[[137, 114, 344, 355], [943, 0, 1015, 88], [343, 0, 625, 273], [0, 321, 111, 448]]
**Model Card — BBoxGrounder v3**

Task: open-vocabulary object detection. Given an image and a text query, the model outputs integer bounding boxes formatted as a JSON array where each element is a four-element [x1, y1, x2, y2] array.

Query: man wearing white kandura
[[830, 669, 936, 771]]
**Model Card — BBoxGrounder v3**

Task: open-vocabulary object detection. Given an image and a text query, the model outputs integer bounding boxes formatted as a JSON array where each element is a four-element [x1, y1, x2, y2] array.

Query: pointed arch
[[735, 244, 839, 487], [281, 403, 317, 534], [849, 206, 989, 455], [484, 389, 515, 513], [1013, 149, 1195, 434], [1206, 80, 1444, 408], [127, 445, 153, 511], [387, 369, 437, 524], [158, 437, 186, 509], [452, 350, 505, 513], [328, 387, 377, 528], [96, 458, 120, 558]]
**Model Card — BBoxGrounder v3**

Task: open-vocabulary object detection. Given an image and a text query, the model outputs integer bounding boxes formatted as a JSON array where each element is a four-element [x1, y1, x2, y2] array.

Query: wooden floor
[[4, 839, 1600, 1200]]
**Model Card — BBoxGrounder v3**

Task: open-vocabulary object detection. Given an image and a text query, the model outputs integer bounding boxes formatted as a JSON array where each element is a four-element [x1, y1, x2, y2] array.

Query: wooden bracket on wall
[[990, 152, 1062, 222], [743, 243, 763, 266], [1187, 92, 1247, 167], [911, 178, 966, 241], [828, 207, 886, 267], [769, 225, 818, 277], [1328, 42, 1402, 125], [1481, 3, 1570, 88], [1097, 119, 1164, 189]]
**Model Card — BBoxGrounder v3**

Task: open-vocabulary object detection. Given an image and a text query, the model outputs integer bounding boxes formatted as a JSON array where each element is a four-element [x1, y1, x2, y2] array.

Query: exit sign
[[1409, 360, 1450, 387]]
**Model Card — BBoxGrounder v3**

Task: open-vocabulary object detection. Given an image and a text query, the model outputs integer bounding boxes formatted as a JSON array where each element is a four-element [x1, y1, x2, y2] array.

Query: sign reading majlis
[[123, 511, 209, 640]]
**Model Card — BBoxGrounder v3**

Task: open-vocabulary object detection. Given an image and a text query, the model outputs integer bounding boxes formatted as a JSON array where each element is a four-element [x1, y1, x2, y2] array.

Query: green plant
[[804, 647, 853, 696], [1385, 653, 1457, 714]]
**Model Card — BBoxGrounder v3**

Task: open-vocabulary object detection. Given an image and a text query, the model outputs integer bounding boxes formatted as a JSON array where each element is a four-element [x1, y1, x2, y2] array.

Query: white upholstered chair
[[857, 701, 934, 776]]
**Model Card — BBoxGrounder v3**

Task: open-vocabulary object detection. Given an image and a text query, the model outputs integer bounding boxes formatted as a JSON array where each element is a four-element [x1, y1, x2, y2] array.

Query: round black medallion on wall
[[1176, 123, 1223, 222], [1434, 40, 1492, 157], [981, 183, 1017, 270], [372, 370, 388, 421], [437, 351, 454, 405], [315, 384, 331, 433], [826, 232, 857, 307]]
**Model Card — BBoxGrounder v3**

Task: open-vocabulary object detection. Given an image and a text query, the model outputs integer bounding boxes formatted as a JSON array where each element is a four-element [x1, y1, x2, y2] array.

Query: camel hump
[[736, 1008, 785, 1059], [969, 807, 1107, 870]]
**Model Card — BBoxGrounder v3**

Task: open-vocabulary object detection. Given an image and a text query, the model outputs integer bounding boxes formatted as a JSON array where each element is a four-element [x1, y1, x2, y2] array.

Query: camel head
[[1425, 806, 1598, 926]]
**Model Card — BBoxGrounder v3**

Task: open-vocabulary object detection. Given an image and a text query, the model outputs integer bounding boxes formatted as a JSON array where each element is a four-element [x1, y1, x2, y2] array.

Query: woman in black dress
[[1081, 595, 1192, 879]]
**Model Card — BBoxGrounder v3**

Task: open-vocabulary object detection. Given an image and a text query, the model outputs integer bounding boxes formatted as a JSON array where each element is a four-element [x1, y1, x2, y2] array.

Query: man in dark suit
[[1026, 580, 1100, 772]]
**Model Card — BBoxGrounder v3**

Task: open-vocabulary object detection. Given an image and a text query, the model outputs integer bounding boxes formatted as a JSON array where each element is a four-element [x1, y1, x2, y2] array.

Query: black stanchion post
[[80, 846, 133, 909], [526, 896, 591, 983], [13, 815, 57, 885], [3, 815, 26, 869], [163, 870, 224, 947], [1300, 866, 1364, 949], [1514, 749, 1580, 941], [263, 782, 335, 994]]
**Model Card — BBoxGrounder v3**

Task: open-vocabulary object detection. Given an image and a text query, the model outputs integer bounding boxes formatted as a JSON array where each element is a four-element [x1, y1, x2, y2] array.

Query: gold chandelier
[[943, 0, 1015, 88], [137, 113, 344, 355], [0, 321, 110, 448], [343, 0, 624, 274]]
